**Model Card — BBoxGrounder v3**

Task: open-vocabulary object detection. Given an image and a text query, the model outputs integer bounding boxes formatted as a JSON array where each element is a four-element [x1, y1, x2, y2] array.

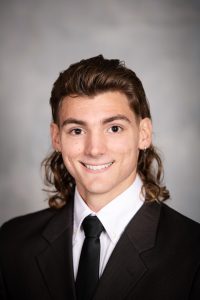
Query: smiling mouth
[[81, 162, 114, 171]]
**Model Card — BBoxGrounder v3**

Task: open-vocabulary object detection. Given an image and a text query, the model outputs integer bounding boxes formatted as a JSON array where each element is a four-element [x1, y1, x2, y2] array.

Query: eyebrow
[[62, 118, 86, 127], [102, 114, 131, 124], [61, 114, 131, 127]]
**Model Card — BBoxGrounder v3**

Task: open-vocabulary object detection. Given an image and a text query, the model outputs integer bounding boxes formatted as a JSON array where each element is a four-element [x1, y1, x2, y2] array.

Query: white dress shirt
[[72, 174, 144, 279]]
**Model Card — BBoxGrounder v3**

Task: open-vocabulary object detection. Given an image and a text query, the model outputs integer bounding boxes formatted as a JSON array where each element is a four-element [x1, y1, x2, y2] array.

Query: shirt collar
[[73, 188, 93, 241], [73, 174, 144, 243]]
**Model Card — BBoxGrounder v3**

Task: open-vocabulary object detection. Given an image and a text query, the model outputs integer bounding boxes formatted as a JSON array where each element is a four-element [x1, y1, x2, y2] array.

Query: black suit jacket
[[0, 200, 200, 300]]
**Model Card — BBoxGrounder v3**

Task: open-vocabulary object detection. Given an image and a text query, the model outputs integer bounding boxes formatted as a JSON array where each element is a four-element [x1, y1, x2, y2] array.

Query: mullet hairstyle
[[42, 55, 170, 208]]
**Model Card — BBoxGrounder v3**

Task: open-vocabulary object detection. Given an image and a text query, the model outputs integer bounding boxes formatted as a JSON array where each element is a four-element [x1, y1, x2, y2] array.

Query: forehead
[[59, 91, 136, 122]]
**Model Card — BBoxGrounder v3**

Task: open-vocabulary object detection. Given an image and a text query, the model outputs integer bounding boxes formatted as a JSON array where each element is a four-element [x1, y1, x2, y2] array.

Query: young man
[[0, 55, 199, 300]]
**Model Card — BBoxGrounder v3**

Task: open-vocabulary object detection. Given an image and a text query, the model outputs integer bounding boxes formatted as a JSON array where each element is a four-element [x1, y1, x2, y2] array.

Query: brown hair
[[42, 55, 170, 208]]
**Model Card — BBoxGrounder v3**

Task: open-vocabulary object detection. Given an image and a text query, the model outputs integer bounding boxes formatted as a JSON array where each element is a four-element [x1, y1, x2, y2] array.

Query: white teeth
[[84, 162, 113, 171]]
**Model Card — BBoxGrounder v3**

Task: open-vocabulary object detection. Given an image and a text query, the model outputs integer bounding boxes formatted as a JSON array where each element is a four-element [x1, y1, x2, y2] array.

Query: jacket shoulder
[[160, 202, 200, 241], [0, 207, 59, 244], [161, 202, 200, 225]]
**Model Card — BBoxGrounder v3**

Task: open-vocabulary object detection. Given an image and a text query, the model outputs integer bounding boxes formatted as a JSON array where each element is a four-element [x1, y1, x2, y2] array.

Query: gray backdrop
[[0, 0, 200, 225]]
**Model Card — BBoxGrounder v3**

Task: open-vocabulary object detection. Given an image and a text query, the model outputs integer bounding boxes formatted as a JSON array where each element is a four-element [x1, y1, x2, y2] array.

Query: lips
[[81, 162, 114, 171]]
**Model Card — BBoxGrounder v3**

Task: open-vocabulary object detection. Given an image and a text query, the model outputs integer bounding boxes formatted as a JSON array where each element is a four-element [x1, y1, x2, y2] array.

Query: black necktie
[[75, 215, 104, 300]]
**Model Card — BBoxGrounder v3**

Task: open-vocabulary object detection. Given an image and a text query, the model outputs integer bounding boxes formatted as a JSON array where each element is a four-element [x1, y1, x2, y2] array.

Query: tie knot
[[82, 215, 104, 238]]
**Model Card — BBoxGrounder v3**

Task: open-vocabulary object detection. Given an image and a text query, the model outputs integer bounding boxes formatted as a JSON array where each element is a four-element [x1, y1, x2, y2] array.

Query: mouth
[[81, 161, 114, 171]]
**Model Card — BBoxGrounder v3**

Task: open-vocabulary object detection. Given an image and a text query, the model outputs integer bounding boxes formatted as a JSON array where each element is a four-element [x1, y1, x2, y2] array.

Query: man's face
[[51, 91, 152, 207]]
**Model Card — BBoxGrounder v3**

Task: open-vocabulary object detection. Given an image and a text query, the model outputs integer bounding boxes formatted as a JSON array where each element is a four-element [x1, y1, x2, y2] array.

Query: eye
[[70, 128, 84, 135], [108, 125, 122, 133]]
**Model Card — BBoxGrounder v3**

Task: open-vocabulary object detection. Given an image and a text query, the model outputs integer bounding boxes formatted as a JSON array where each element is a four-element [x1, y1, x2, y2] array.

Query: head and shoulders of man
[[1, 55, 199, 241]]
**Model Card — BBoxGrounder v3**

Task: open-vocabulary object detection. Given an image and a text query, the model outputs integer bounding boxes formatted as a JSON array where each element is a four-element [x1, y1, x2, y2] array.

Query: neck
[[82, 194, 113, 212]]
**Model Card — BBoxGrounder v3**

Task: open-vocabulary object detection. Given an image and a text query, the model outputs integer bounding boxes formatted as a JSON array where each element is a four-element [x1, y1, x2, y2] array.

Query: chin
[[88, 183, 122, 198], [80, 183, 112, 196]]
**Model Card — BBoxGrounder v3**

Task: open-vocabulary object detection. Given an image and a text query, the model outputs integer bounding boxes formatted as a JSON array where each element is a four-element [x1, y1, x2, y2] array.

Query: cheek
[[110, 135, 139, 156], [60, 138, 82, 159], [60, 142, 82, 178], [60, 142, 83, 176]]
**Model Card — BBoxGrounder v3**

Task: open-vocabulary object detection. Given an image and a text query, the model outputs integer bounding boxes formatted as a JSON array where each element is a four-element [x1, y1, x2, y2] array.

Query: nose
[[84, 131, 106, 157]]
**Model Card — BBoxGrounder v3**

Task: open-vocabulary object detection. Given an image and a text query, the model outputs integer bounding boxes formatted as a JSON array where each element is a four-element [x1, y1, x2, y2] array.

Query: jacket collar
[[36, 199, 76, 300], [126, 200, 161, 253], [42, 199, 73, 243]]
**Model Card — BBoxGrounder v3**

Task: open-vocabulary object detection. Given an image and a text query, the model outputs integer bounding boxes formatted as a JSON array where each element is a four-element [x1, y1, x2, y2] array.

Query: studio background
[[0, 0, 200, 225]]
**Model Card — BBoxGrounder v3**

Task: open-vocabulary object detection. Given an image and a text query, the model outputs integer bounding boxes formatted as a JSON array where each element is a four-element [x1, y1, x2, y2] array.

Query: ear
[[50, 123, 61, 152], [138, 118, 152, 150]]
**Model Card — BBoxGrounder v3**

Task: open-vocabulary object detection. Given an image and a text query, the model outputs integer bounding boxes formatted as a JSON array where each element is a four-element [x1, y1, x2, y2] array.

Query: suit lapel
[[94, 201, 161, 300], [36, 200, 76, 300]]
